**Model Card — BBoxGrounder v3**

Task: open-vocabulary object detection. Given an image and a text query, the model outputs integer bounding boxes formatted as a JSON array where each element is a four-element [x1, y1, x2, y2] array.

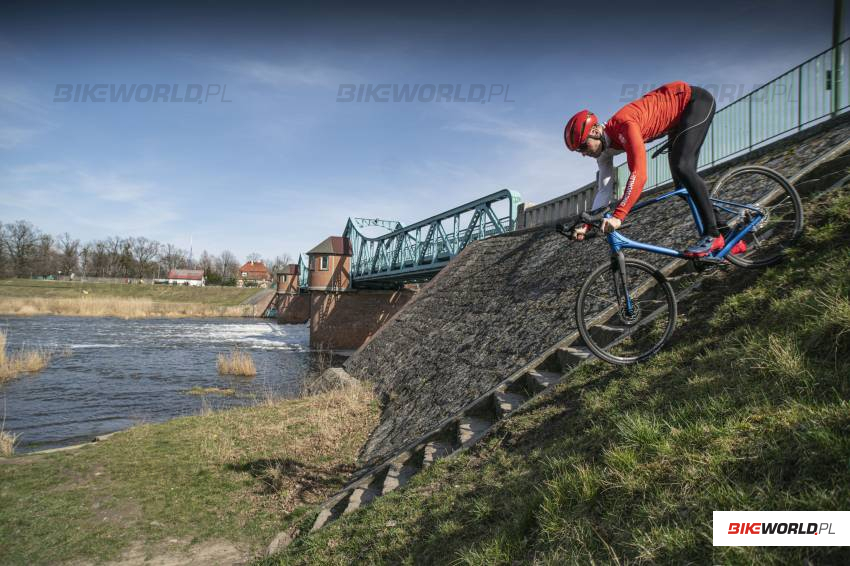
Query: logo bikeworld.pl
[[713, 511, 850, 546], [727, 522, 836, 536]]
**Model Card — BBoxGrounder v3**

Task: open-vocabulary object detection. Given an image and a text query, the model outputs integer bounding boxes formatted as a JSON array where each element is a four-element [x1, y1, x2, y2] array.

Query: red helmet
[[564, 110, 598, 151]]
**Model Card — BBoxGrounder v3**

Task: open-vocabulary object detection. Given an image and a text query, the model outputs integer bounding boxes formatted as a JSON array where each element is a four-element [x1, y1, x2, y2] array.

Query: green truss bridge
[[341, 189, 523, 288]]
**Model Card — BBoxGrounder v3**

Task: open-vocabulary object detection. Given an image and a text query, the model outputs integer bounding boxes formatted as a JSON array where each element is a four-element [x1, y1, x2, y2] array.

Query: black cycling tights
[[668, 86, 718, 237]]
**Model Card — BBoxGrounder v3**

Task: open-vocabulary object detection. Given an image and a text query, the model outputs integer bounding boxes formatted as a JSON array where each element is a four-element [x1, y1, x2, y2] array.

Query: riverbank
[[0, 381, 379, 565], [0, 280, 265, 318]]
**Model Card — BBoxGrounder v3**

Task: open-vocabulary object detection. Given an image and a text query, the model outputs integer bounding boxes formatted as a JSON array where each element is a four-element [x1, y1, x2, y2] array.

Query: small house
[[276, 264, 301, 294], [165, 269, 205, 286], [238, 260, 272, 287], [306, 236, 352, 291]]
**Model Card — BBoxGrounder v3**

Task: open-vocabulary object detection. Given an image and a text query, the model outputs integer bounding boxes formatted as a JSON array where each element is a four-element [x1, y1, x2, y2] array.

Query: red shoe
[[684, 235, 725, 258], [730, 240, 747, 255]]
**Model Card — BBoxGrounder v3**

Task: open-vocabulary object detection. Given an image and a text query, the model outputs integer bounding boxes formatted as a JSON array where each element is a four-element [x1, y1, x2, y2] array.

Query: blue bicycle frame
[[603, 187, 764, 315], [605, 187, 764, 260]]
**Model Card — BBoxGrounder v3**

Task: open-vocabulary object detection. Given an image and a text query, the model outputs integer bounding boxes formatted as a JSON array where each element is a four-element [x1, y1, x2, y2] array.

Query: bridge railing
[[345, 189, 522, 283]]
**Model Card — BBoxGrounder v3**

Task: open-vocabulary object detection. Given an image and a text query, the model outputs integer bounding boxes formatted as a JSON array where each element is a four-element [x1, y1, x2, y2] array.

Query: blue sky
[[2, 0, 847, 262]]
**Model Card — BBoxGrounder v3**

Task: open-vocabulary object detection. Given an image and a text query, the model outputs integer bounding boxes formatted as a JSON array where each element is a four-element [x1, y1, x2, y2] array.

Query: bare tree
[[219, 250, 238, 280], [0, 222, 8, 278], [57, 232, 80, 276], [197, 250, 214, 274], [245, 252, 262, 263], [3, 220, 39, 277], [31, 233, 57, 276], [131, 237, 159, 278], [269, 253, 294, 273]]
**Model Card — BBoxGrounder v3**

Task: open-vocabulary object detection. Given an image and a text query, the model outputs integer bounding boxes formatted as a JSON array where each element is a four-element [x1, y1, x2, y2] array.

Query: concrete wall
[[344, 116, 850, 467], [310, 289, 416, 350], [276, 293, 311, 324]]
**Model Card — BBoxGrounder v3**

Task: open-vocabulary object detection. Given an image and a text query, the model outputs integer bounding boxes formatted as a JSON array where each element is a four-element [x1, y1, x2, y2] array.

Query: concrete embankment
[[345, 116, 850, 466]]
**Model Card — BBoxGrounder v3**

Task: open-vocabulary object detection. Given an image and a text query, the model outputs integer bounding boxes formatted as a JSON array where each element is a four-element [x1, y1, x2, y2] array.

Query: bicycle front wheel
[[711, 165, 803, 268], [576, 258, 677, 365]]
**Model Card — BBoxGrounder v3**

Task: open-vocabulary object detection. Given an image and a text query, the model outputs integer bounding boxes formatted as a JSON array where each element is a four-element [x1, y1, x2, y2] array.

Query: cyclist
[[564, 81, 744, 257]]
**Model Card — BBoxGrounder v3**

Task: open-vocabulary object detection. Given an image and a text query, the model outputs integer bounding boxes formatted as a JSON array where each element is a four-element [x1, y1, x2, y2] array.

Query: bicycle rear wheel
[[576, 258, 677, 365], [710, 165, 803, 268]]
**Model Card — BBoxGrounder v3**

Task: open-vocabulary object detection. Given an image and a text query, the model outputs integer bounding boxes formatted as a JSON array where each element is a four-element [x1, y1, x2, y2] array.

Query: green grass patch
[[264, 185, 850, 564], [0, 279, 259, 305], [0, 384, 379, 564]]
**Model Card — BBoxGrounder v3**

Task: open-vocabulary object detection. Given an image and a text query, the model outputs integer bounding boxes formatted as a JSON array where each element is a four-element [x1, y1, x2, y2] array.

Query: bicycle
[[567, 165, 803, 365]]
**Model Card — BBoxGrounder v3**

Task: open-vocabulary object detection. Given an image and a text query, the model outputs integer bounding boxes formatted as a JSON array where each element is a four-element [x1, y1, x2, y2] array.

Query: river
[[0, 316, 341, 453]]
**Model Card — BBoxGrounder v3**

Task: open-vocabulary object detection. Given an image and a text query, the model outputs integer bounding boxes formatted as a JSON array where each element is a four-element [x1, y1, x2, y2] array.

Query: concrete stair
[[458, 416, 492, 447]]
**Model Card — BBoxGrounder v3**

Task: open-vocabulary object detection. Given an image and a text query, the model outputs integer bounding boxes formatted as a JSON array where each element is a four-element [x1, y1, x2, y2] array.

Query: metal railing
[[298, 255, 309, 289], [614, 37, 849, 196], [345, 189, 522, 283]]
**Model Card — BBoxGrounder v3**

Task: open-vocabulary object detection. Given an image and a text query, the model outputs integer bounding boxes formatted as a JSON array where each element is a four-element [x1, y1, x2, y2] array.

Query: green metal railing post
[[833, 0, 844, 116], [798, 64, 803, 130]]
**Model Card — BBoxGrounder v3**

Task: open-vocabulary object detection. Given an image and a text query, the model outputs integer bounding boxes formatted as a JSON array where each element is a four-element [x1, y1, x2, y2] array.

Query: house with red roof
[[165, 269, 205, 286], [238, 260, 272, 288]]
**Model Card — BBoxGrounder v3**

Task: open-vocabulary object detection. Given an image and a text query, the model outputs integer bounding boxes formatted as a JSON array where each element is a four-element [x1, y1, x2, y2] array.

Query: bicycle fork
[[610, 251, 635, 317]]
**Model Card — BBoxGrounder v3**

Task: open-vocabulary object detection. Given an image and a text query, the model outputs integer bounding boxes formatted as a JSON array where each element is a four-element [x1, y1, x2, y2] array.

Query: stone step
[[458, 416, 492, 447], [493, 390, 527, 418], [311, 496, 348, 532], [422, 440, 453, 467], [558, 344, 593, 367], [382, 456, 419, 495], [525, 369, 561, 393], [587, 323, 625, 345], [343, 486, 380, 515]]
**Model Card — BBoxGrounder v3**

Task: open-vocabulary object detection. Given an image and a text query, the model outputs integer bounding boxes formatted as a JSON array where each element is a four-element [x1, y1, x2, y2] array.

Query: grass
[[261, 184, 850, 564], [217, 348, 258, 377], [0, 330, 52, 383], [0, 280, 264, 318], [186, 386, 237, 396], [0, 381, 379, 564]]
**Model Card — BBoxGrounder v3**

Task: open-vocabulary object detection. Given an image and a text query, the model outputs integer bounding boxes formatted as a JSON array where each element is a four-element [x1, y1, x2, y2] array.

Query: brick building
[[237, 260, 272, 288], [306, 236, 352, 291]]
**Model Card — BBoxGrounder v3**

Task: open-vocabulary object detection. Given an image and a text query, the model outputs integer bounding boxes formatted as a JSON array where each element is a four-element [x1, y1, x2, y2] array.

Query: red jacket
[[605, 81, 692, 220]]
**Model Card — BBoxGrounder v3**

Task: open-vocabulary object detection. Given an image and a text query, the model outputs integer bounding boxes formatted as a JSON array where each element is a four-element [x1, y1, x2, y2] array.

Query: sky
[[1, 0, 848, 262]]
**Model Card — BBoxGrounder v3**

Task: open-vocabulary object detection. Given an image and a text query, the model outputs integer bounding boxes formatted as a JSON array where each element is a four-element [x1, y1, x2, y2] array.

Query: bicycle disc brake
[[618, 300, 641, 325]]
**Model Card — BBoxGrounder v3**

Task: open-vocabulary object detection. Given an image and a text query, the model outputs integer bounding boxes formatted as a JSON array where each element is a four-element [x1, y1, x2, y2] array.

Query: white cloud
[[1, 164, 180, 237]]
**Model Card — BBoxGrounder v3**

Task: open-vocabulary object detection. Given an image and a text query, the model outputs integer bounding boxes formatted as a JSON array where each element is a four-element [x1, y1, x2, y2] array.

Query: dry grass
[[186, 386, 236, 396], [217, 348, 257, 377], [0, 330, 52, 383], [0, 429, 17, 457], [0, 296, 254, 319]]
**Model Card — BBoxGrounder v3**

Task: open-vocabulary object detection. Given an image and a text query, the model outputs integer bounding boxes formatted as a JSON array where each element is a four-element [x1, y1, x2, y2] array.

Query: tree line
[[0, 220, 292, 285]]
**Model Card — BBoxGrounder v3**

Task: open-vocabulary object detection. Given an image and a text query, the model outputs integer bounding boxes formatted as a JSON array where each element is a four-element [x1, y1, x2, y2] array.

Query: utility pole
[[834, 0, 844, 116]]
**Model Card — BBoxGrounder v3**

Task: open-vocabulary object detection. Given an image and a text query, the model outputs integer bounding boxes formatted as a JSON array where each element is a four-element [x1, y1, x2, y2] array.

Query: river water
[[0, 316, 339, 453]]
